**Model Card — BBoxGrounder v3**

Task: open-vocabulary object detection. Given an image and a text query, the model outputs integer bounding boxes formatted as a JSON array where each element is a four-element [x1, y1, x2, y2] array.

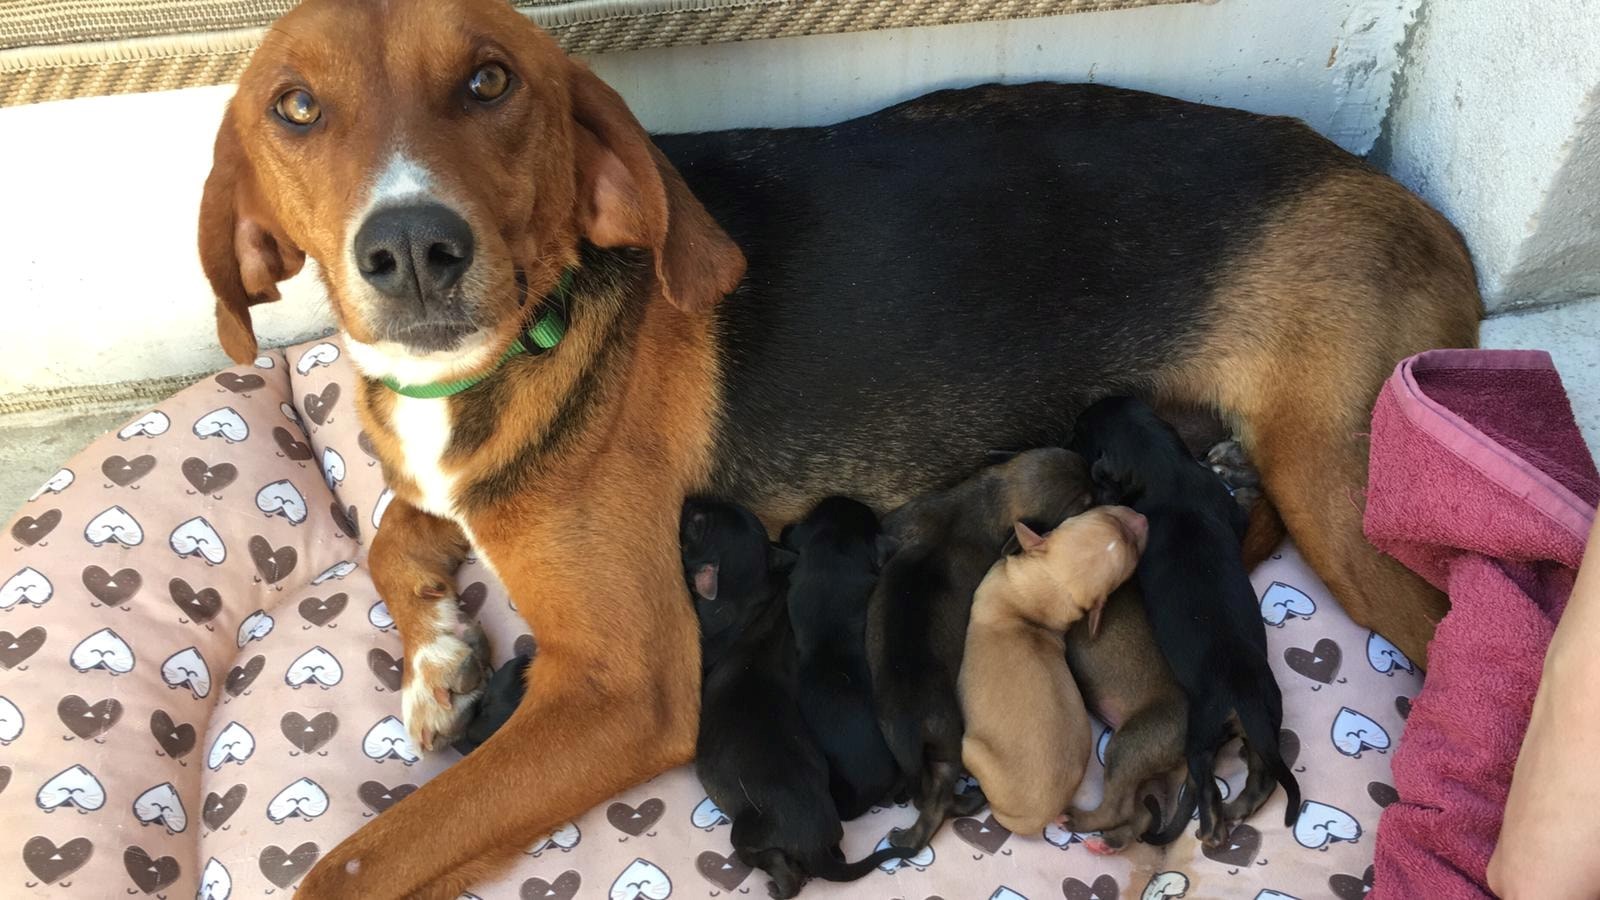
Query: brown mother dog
[[198, 0, 1478, 894]]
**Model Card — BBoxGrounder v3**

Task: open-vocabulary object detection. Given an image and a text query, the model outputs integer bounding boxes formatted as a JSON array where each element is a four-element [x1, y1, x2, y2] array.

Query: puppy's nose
[[354, 203, 474, 304]]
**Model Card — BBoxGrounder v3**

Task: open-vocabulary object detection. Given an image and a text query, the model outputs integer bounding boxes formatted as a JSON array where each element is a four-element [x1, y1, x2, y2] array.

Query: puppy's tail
[[1236, 698, 1302, 827], [1141, 775, 1199, 845], [805, 845, 916, 883]]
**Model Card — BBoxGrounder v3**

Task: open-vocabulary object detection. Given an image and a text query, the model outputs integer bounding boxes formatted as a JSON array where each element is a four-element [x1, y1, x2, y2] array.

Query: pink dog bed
[[1, 337, 1413, 899]]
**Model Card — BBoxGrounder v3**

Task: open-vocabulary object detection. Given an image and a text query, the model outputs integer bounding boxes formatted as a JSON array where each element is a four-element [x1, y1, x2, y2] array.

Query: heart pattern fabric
[[0, 338, 1418, 897]]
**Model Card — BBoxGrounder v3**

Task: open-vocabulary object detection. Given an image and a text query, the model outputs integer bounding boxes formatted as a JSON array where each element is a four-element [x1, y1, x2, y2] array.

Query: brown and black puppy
[[868, 447, 1093, 849], [1064, 583, 1190, 853], [960, 507, 1146, 835], [683, 498, 910, 899], [781, 497, 901, 820]]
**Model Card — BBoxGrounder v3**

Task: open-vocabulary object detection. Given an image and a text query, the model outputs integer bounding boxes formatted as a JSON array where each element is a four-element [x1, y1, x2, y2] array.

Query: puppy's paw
[[1083, 836, 1120, 856], [402, 620, 490, 751]]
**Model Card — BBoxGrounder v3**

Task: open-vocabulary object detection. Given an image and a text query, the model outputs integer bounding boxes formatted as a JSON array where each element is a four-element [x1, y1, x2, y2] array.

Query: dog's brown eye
[[468, 63, 510, 102], [274, 89, 320, 126]]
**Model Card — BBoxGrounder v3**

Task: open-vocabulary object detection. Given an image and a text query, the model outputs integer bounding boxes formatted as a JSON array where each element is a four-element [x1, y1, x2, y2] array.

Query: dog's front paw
[[402, 621, 490, 751]]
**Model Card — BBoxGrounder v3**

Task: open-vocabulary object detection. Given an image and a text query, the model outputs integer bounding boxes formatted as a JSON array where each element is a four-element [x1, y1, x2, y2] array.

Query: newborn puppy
[[683, 499, 909, 898], [959, 506, 1146, 834], [1072, 396, 1302, 844], [868, 447, 1092, 850], [456, 654, 532, 753], [1064, 583, 1190, 852], [782, 497, 901, 820]]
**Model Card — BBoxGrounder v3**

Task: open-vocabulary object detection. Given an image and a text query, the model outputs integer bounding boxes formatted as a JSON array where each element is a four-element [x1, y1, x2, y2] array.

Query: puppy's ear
[[569, 61, 745, 313], [873, 533, 899, 573], [1013, 520, 1047, 552], [198, 107, 306, 364], [768, 546, 800, 574], [1086, 594, 1107, 638], [691, 563, 719, 601]]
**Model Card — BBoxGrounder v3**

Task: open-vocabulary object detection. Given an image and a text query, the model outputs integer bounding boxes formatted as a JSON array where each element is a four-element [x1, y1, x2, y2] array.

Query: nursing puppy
[[868, 447, 1093, 850], [457, 655, 532, 754], [959, 506, 1146, 834], [782, 497, 901, 820], [1072, 396, 1301, 844], [1063, 583, 1190, 852], [684, 499, 909, 898]]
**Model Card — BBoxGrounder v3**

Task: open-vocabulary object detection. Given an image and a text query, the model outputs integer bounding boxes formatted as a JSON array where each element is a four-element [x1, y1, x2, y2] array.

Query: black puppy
[[683, 499, 910, 898], [781, 497, 900, 820], [456, 654, 532, 754], [1071, 396, 1301, 844]]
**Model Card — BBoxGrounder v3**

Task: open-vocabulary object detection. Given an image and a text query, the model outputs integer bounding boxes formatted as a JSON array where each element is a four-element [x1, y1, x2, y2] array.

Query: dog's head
[[199, 0, 745, 381], [983, 505, 1147, 634]]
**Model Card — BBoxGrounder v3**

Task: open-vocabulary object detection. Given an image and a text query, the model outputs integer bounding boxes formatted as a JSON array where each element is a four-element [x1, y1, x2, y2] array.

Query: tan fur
[[959, 507, 1146, 834]]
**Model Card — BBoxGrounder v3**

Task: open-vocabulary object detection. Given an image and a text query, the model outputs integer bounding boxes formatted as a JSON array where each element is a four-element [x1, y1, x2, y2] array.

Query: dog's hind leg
[[890, 759, 961, 850], [750, 850, 804, 900]]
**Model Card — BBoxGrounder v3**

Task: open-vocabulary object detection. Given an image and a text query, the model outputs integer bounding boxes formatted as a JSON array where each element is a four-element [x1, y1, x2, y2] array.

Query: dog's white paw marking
[[1141, 871, 1189, 900], [1294, 800, 1361, 850], [37, 764, 106, 812], [266, 777, 330, 822], [208, 722, 255, 769], [297, 342, 341, 375], [1259, 581, 1315, 626], [198, 857, 232, 900], [0, 696, 23, 743], [29, 468, 74, 500], [84, 506, 143, 547], [161, 647, 211, 699], [609, 858, 671, 900], [69, 628, 135, 674], [1, 567, 52, 610], [256, 480, 309, 525], [1367, 632, 1415, 675], [1331, 707, 1390, 757], [194, 407, 249, 443], [363, 715, 421, 763], [119, 411, 170, 440], [170, 517, 226, 564], [133, 782, 187, 832], [401, 628, 486, 750]]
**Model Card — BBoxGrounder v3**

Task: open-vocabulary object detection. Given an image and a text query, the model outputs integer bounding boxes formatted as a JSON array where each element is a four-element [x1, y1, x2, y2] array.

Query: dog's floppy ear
[[198, 107, 306, 363], [568, 61, 745, 313]]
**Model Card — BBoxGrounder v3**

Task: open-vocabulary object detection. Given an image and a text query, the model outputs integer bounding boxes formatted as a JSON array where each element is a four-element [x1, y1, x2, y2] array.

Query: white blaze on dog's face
[[609, 858, 671, 900], [170, 516, 227, 564], [36, 764, 107, 812], [1, 566, 52, 610], [119, 411, 170, 440], [84, 506, 144, 547], [161, 647, 212, 699], [363, 715, 421, 763], [193, 407, 249, 442], [69, 628, 136, 674], [208, 721, 256, 769], [0, 696, 23, 743], [267, 778, 331, 822], [133, 782, 188, 832], [198, 858, 232, 900], [286, 646, 344, 688], [237, 610, 275, 647], [256, 480, 309, 525]]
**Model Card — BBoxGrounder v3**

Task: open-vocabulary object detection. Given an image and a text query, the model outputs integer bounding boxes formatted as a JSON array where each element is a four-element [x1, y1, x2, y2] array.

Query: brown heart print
[[514, 634, 537, 660], [304, 384, 340, 425], [101, 454, 156, 487], [0, 626, 47, 668], [150, 710, 197, 759], [1062, 874, 1119, 900], [457, 582, 487, 618], [357, 430, 380, 462], [249, 536, 298, 584], [1284, 637, 1342, 685], [226, 655, 266, 696], [521, 871, 581, 900], [57, 695, 123, 739], [299, 593, 348, 627], [1280, 728, 1301, 768], [358, 780, 417, 814], [1368, 781, 1399, 808], [1, 766, 10, 795], [215, 372, 266, 394], [181, 458, 238, 494], [169, 578, 223, 624], [282, 711, 340, 753], [330, 503, 360, 540], [202, 784, 248, 830], [1201, 823, 1262, 868], [82, 565, 141, 607], [124, 845, 181, 894], [12, 509, 61, 546], [952, 813, 1012, 855], [1329, 864, 1375, 900], [272, 426, 315, 461], [23, 836, 93, 884], [368, 649, 403, 691], [259, 842, 320, 889], [606, 798, 666, 837], [696, 851, 752, 891], [1396, 695, 1412, 719]]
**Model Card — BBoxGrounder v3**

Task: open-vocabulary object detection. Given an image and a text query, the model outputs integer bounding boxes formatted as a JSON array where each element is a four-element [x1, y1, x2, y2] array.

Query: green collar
[[380, 269, 574, 400]]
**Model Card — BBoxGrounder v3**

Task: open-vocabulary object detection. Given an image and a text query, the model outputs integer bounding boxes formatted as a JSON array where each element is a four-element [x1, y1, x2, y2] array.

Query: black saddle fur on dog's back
[[1071, 396, 1301, 839]]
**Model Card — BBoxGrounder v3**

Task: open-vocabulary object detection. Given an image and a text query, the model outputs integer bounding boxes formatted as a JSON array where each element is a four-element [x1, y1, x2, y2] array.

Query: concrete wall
[[1376, 0, 1600, 311], [0, 0, 1418, 398]]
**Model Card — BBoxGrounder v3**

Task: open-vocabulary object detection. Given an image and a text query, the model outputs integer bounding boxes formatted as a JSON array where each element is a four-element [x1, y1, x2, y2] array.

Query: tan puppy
[[960, 506, 1148, 834]]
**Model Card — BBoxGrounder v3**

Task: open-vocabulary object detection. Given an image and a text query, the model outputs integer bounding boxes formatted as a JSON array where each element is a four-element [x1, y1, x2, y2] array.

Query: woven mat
[[0, 0, 1195, 108]]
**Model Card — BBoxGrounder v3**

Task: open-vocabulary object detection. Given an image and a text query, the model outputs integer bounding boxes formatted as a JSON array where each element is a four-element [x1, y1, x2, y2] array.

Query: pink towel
[[1364, 349, 1599, 899]]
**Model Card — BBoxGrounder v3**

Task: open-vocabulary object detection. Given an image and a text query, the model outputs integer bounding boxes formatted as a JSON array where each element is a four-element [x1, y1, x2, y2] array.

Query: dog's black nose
[[354, 203, 474, 304]]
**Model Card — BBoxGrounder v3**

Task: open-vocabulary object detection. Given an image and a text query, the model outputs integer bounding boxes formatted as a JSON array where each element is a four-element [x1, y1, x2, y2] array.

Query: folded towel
[[1364, 349, 1598, 899]]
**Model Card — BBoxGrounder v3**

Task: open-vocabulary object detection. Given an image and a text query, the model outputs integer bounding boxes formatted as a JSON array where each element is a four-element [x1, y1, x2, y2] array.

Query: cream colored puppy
[[960, 505, 1148, 834]]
